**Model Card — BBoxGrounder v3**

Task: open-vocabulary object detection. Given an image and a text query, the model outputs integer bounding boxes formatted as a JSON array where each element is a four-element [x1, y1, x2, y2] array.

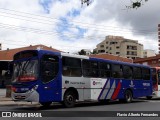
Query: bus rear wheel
[[124, 90, 133, 103], [63, 91, 76, 108], [146, 96, 152, 100]]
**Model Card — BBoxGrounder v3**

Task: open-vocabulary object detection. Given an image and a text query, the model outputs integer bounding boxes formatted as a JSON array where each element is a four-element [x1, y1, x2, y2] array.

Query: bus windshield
[[12, 59, 38, 82]]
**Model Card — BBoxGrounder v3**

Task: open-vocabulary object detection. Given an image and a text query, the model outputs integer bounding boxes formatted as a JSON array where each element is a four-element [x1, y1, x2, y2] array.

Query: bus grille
[[14, 95, 26, 100]]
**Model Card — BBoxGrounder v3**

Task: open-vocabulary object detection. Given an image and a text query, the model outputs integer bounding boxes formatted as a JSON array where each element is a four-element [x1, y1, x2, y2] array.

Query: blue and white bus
[[11, 50, 152, 107]]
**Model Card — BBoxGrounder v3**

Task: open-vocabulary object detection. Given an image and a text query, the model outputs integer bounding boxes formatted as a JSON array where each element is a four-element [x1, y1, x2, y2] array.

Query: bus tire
[[40, 102, 52, 107], [146, 96, 152, 100], [124, 90, 133, 103], [63, 91, 76, 108]]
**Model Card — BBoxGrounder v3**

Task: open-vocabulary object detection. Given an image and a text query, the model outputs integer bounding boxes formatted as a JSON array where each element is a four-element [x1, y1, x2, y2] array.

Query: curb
[[0, 101, 40, 106], [0, 97, 12, 101], [0, 97, 39, 106]]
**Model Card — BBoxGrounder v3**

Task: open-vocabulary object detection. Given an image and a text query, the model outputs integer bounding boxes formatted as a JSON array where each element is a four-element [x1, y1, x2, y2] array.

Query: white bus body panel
[[62, 76, 109, 101]]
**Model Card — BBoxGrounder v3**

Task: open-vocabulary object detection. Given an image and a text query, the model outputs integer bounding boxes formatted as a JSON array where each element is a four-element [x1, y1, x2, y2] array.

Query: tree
[[81, 0, 149, 9], [78, 49, 86, 55], [126, 0, 149, 9], [81, 0, 93, 6]]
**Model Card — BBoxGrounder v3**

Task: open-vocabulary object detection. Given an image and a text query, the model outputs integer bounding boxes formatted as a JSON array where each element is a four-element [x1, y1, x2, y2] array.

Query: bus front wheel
[[63, 91, 76, 108], [124, 90, 133, 103]]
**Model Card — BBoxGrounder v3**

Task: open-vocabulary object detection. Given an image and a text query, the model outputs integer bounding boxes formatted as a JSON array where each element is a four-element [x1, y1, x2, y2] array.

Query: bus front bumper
[[12, 90, 39, 102]]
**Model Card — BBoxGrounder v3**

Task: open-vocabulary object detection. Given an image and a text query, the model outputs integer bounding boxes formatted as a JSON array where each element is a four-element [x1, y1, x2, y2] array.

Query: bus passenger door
[[39, 55, 61, 102]]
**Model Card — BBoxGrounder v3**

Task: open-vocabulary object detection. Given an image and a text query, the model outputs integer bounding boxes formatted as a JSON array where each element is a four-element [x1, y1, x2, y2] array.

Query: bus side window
[[112, 64, 123, 78], [62, 57, 82, 77], [99, 62, 111, 78], [41, 55, 59, 83], [133, 67, 142, 80], [123, 65, 133, 79], [82, 60, 99, 77], [151, 68, 157, 84], [142, 68, 150, 80]]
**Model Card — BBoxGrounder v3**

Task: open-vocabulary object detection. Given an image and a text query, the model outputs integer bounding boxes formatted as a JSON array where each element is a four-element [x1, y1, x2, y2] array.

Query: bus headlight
[[30, 85, 39, 92]]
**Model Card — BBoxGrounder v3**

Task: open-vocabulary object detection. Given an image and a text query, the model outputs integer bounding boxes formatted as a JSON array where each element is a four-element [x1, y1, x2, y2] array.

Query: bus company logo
[[93, 81, 102, 85], [143, 83, 150, 87], [65, 80, 69, 84], [129, 81, 135, 87]]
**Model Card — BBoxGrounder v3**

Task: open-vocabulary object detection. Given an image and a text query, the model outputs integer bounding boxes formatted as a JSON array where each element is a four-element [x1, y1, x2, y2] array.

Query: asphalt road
[[0, 98, 160, 120]]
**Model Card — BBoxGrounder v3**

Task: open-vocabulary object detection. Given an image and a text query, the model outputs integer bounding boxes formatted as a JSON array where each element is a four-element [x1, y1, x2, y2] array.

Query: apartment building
[[143, 49, 156, 58], [158, 24, 160, 54], [94, 35, 143, 59], [0, 43, 1, 50]]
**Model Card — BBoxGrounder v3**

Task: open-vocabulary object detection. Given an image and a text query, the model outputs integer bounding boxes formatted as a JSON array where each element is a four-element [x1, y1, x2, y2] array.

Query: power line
[[0, 7, 157, 34], [0, 22, 157, 42]]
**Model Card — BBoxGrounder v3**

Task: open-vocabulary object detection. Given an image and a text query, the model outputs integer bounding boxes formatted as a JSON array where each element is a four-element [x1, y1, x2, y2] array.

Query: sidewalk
[[0, 96, 40, 106], [0, 96, 16, 106], [0, 96, 39, 106]]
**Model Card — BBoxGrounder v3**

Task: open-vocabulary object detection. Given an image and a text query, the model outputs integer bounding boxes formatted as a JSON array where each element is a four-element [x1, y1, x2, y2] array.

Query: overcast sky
[[0, 0, 159, 53]]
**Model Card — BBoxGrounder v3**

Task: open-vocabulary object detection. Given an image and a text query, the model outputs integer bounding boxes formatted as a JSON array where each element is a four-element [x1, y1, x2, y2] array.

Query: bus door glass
[[40, 55, 60, 101], [151, 68, 158, 91]]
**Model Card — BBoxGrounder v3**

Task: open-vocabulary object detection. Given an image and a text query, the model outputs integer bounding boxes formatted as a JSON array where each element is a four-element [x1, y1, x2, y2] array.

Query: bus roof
[[14, 50, 150, 69]]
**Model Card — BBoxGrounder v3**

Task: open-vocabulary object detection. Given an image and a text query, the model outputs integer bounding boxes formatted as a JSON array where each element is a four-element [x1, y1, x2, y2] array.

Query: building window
[[100, 45, 104, 48], [127, 45, 137, 50], [152, 61, 157, 64], [106, 42, 108, 44], [127, 51, 137, 56], [106, 47, 108, 49], [116, 52, 120, 54], [110, 42, 117, 45], [116, 46, 120, 49], [98, 50, 105, 53]]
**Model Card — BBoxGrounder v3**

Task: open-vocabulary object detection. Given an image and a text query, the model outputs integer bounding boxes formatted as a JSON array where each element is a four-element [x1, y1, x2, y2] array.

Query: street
[[1, 98, 160, 120], [1, 88, 160, 118], [0, 98, 160, 111]]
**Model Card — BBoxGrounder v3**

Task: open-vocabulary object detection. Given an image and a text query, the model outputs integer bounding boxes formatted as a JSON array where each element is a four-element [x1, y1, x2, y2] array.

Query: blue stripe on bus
[[98, 79, 109, 100]]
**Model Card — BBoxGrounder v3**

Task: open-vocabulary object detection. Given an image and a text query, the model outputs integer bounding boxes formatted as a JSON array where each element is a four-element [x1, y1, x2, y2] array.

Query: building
[[134, 54, 160, 67], [143, 49, 156, 58], [0, 43, 1, 50], [94, 35, 143, 59], [0, 44, 61, 88], [90, 53, 133, 63], [158, 24, 160, 54]]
